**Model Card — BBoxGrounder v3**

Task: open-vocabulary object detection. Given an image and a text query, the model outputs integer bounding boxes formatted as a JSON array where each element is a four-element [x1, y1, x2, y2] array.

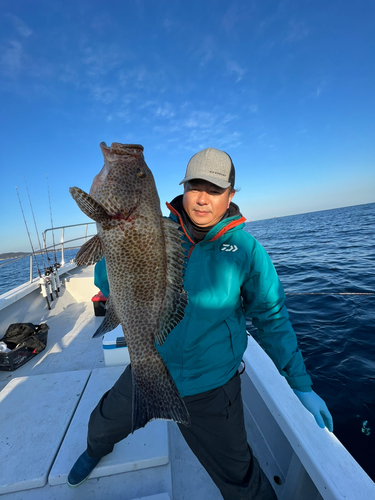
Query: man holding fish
[[69, 145, 333, 499]]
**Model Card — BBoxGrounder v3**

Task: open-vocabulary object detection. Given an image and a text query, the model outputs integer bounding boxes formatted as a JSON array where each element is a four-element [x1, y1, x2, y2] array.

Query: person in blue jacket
[[68, 147, 333, 499], [93, 257, 109, 298]]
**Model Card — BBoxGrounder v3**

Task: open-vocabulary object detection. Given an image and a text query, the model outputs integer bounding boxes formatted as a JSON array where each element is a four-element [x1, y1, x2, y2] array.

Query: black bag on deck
[[2, 323, 38, 349], [0, 323, 49, 371]]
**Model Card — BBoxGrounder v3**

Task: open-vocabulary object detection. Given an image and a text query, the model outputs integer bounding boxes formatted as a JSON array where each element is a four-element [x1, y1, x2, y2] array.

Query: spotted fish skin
[[69, 142, 190, 431]]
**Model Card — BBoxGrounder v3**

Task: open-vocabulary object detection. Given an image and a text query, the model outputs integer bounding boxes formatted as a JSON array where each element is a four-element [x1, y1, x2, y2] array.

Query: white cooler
[[102, 325, 130, 367]]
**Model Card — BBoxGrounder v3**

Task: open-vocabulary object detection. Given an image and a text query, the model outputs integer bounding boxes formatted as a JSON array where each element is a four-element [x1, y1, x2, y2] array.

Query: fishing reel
[[44, 267, 53, 277]]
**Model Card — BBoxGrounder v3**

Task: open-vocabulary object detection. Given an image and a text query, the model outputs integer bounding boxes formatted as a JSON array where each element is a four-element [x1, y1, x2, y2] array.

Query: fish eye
[[137, 168, 146, 178]]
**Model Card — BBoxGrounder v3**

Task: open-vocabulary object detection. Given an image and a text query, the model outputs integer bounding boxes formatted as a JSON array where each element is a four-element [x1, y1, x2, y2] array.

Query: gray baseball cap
[[179, 147, 235, 189]]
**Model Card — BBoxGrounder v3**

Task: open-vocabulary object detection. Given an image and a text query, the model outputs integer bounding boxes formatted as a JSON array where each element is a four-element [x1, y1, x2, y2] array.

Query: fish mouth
[[100, 142, 144, 160]]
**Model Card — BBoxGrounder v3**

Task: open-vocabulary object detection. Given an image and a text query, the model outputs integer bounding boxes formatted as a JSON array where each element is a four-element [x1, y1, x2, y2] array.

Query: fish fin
[[92, 296, 120, 338], [155, 288, 188, 345], [156, 219, 188, 346], [69, 187, 109, 223], [131, 356, 191, 432], [75, 235, 104, 265]]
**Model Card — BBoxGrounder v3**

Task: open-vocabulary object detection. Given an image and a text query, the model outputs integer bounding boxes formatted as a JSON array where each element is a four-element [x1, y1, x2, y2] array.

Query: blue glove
[[293, 389, 334, 432]]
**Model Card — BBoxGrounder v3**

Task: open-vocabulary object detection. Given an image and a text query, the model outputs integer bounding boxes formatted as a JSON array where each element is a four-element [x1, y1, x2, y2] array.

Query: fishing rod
[[15, 186, 51, 310], [46, 174, 61, 296], [24, 177, 55, 302]]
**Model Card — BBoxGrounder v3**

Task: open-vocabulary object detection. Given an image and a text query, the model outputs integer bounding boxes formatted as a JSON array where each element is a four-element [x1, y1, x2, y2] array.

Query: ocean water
[[0, 248, 79, 295], [246, 202, 375, 481], [0, 203, 374, 480]]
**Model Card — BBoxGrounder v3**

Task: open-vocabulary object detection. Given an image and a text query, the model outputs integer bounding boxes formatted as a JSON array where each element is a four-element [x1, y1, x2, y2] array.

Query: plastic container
[[102, 325, 130, 367], [92, 291, 107, 316]]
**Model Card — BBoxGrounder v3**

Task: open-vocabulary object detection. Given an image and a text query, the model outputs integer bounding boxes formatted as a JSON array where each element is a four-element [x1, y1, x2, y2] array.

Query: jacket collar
[[166, 195, 246, 245]]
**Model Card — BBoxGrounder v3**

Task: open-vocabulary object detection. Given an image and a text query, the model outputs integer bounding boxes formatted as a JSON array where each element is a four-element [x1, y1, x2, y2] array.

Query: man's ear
[[227, 190, 235, 207]]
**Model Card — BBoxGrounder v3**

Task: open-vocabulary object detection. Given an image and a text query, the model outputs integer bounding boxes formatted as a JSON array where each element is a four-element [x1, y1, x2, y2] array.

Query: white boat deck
[[0, 370, 90, 494], [0, 264, 374, 499]]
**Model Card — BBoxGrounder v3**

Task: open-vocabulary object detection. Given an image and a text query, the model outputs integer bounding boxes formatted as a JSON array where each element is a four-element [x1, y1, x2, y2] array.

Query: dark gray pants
[[87, 366, 277, 500]]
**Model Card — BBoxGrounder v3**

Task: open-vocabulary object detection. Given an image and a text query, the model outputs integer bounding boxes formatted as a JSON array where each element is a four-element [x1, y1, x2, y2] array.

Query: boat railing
[[0, 222, 96, 284], [42, 222, 96, 269]]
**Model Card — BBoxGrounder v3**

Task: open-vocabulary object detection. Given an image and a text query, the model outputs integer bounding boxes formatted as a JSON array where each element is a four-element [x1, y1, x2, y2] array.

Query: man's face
[[182, 179, 235, 227]]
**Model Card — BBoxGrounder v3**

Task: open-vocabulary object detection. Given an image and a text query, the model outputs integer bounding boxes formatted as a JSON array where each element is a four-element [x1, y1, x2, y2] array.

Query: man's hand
[[293, 389, 334, 432]]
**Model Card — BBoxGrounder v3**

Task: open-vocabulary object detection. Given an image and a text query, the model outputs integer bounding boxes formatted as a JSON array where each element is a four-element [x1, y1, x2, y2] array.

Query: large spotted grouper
[[69, 142, 190, 431]]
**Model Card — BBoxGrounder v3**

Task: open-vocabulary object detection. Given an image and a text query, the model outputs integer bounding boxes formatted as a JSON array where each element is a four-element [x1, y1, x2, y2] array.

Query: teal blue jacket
[[94, 202, 313, 397], [155, 202, 312, 396], [94, 258, 110, 297]]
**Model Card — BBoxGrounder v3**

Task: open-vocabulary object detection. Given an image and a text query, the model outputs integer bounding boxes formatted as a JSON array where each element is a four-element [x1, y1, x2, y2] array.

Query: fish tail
[[131, 356, 190, 432]]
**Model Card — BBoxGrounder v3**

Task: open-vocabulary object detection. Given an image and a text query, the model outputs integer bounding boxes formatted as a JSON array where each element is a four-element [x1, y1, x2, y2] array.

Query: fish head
[[89, 142, 161, 217]]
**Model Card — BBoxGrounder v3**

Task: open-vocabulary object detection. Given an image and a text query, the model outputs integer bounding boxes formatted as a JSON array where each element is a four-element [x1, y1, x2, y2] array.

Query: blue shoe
[[67, 450, 101, 488]]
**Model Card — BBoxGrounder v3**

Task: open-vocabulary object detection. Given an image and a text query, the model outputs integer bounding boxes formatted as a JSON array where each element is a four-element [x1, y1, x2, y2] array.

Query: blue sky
[[0, 0, 374, 253]]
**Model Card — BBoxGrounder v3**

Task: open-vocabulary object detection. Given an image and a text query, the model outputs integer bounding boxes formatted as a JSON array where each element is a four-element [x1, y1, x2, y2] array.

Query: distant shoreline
[[0, 252, 29, 261], [0, 247, 80, 261]]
